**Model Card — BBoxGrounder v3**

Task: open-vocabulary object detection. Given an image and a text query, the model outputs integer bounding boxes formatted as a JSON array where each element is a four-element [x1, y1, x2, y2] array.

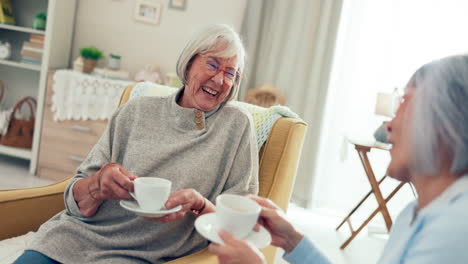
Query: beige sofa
[[0, 84, 307, 263]]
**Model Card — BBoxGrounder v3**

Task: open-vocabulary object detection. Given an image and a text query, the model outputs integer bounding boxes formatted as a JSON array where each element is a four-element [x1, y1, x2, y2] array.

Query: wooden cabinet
[[37, 72, 107, 181]]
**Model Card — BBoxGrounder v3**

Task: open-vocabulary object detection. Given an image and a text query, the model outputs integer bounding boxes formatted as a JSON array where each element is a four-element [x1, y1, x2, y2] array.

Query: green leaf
[[80, 46, 104, 60]]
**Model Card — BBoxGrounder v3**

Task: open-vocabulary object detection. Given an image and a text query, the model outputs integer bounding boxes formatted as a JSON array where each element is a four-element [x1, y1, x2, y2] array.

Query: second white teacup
[[215, 194, 261, 240], [130, 177, 172, 211]]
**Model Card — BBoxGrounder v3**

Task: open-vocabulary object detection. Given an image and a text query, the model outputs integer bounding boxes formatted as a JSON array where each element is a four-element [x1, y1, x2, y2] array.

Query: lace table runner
[[52, 70, 133, 121]]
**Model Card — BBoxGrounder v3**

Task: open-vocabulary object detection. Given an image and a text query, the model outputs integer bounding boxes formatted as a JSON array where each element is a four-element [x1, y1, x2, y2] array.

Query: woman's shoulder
[[111, 96, 171, 124], [222, 102, 254, 124], [119, 95, 170, 112], [440, 191, 468, 221], [423, 192, 468, 235]]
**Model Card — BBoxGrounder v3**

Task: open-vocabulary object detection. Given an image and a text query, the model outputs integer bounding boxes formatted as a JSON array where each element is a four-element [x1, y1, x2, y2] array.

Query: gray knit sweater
[[27, 90, 259, 263]]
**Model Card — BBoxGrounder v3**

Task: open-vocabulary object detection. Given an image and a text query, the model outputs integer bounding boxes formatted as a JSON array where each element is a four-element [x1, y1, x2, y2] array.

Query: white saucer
[[195, 213, 271, 248], [120, 200, 182, 217]]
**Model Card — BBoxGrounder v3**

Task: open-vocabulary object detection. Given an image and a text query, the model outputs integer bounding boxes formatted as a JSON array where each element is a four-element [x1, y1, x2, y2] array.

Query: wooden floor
[[0, 154, 54, 189]]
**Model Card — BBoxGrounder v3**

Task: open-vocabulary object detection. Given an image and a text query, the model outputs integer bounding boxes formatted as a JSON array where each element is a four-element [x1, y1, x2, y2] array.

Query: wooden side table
[[336, 140, 405, 249]]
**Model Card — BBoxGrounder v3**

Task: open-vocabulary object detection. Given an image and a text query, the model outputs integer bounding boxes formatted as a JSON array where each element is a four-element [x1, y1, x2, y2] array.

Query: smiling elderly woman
[[208, 55, 468, 264], [13, 24, 258, 264]]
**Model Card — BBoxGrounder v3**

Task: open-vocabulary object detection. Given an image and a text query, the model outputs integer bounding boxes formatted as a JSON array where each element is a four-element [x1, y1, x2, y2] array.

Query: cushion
[[0, 232, 35, 263]]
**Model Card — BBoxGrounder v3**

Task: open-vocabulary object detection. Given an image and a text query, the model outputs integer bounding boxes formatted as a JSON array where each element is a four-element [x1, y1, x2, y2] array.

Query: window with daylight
[[311, 0, 468, 223]]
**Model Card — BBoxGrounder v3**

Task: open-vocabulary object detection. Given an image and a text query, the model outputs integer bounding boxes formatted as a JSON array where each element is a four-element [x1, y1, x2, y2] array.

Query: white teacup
[[215, 194, 261, 239], [130, 177, 171, 211]]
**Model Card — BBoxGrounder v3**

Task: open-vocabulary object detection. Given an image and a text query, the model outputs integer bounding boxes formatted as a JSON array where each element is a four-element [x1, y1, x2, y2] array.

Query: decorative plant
[[80, 46, 104, 73], [35, 13, 47, 20], [33, 12, 47, 30], [80, 46, 104, 61], [109, 53, 121, 59], [108, 53, 121, 70]]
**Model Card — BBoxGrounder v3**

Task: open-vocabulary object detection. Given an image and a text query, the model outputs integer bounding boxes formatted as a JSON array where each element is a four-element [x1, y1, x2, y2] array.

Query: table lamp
[[373, 89, 400, 143]]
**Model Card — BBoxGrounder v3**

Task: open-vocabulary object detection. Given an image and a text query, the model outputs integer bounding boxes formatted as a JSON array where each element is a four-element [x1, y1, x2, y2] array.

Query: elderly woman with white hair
[[13, 24, 258, 264], [208, 55, 468, 264]]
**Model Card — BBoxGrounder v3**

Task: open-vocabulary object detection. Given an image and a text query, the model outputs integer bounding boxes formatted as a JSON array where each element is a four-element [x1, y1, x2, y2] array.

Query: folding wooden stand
[[336, 143, 405, 249]]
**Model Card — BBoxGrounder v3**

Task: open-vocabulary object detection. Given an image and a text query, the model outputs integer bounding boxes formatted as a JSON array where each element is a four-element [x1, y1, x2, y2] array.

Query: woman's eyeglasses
[[199, 55, 238, 86]]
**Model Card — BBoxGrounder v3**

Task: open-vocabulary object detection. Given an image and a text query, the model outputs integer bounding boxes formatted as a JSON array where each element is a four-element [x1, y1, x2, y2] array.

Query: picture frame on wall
[[168, 0, 187, 11], [134, 0, 162, 25]]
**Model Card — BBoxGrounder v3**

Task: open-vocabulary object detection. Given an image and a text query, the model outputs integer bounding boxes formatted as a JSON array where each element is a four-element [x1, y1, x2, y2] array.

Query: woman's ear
[[184, 55, 197, 82], [235, 71, 243, 85]]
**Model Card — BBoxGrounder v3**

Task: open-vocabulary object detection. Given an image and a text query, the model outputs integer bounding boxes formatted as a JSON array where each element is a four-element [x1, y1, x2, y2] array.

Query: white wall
[[70, 0, 247, 78]]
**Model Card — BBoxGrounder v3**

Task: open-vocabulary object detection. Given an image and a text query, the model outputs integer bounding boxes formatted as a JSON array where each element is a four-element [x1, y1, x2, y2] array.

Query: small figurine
[[73, 57, 83, 72], [134, 64, 162, 84], [0, 41, 12, 60]]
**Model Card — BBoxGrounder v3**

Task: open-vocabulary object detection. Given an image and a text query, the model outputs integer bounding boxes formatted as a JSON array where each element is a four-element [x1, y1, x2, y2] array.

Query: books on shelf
[[22, 41, 44, 53], [21, 49, 42, 60], [21, 57, 41, 65], [30, 33, 45, 45], [20, 33, 44, 65]]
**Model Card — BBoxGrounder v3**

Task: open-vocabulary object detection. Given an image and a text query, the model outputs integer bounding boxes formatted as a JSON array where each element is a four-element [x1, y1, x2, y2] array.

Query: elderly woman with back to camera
[[13, 24, 259, 264], [208, 55, 468, 264]]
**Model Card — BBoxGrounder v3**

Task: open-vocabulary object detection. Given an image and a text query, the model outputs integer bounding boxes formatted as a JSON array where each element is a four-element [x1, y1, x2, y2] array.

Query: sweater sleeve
[[222, 113, 259, 195], [283, 236, 331, 264], [63, 108, 118, 218]]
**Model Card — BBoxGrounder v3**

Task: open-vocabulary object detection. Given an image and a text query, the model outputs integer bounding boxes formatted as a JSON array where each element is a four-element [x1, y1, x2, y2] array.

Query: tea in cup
[[130, 177, 171, 211], [215, 194, 261, 239]]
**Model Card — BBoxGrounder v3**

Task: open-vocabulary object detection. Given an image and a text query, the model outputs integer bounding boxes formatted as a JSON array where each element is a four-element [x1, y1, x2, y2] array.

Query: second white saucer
[[195, 213, 272, 248], [120, 200, 182, 218]]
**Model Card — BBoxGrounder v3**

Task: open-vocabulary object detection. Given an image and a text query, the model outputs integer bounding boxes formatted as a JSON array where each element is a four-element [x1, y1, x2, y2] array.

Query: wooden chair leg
[[339, 182, 405, 249], [356, 147, 393, 231], [336, 176, 387, 231]]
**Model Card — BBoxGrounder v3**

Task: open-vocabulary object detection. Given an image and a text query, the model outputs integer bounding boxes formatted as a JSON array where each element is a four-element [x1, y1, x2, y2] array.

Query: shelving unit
[[0, 145, 32, 160], [0, 23, 45, 35], [0, 0, 76, 174], [0, 58, 41, 71]]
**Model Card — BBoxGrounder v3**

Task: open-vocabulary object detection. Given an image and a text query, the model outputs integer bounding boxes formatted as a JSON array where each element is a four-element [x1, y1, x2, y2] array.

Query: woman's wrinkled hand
[[247, 195, 303, 253], [90, 162, 138, 201], [75, 162, 137, 217], [146, 188, 205, 223], [208, 230, 265, 264]]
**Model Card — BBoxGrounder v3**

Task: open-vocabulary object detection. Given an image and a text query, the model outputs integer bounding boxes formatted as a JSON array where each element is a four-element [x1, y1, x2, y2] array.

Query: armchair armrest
[[166, 246, 277, 264], [167, 249, 217, 264], [0, 176, 72, 240]]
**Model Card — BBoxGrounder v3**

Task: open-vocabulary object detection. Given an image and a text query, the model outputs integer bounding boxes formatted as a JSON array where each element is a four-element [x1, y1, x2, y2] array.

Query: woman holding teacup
[[209, 55, 468, 263], [14, 24, 258, 264]]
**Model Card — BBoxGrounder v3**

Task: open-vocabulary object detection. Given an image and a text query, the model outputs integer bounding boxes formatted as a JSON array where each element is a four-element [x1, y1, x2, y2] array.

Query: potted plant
[[80, 46, 103, 73], [33, 13, 46, 30], [108, 53, 121, 70]]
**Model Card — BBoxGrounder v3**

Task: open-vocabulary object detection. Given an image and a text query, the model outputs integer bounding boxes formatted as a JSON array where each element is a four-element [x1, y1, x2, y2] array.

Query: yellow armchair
[[0, 85, 307, 263]]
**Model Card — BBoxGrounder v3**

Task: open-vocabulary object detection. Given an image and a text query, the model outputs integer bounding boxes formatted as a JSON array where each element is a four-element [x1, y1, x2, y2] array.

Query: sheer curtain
[[312, 0, 468, 218], [240, 0, 344, 206]]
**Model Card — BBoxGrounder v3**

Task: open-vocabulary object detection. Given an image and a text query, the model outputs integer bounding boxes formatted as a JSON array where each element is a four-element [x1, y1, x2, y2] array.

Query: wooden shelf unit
[[0, 0, 76, 174]]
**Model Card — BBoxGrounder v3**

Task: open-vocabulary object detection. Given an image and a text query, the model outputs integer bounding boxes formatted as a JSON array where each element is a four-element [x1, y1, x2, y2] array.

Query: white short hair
[[408, 55, 468, 175], [176, 24, 246, 101]]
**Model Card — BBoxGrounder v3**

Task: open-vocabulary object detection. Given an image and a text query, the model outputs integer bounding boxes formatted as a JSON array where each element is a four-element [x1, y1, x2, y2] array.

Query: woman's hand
[[248, 195, 303, 253], [73, 162, 137, 217], [208, 230, 265, 264], [146, 188, 214, 223], [92, 162, 137, 200]]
